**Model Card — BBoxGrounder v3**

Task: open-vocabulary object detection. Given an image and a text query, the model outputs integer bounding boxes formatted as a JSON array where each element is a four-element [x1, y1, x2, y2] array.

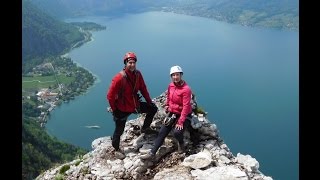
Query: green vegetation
[[196, 106, 206, 115], [22, 0, 87, 72], [23, 101, 41, 118], [22, 1, 101, 179], [70, 22, 106, 31], [54, 174, 64, 180], [80, 166, 90, 175], [158, 0, 299, 31], [59, 164, 70, 174], [22, 75, 75, 90], [23, 55, 96, 100], [22, 118, 87, 180], [20, 58, 94, 177], [74, 159, 82, 166]]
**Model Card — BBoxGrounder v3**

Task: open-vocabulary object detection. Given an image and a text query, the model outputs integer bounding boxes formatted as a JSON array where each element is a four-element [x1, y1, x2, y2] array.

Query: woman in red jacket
[[141, 65, 193, 160], [107, 52, 158, 159]]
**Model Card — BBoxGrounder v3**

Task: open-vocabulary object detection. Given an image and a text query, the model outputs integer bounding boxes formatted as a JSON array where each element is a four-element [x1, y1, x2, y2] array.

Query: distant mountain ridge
[[29, 0, 298, 30]]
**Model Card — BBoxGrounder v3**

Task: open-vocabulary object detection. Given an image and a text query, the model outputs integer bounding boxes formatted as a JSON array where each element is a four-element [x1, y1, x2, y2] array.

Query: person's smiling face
[[126, 58, 136, 71]]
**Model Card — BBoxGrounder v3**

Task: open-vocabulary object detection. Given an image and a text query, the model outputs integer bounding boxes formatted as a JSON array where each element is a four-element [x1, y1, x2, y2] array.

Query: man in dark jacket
[[107, 52, 158, 159]]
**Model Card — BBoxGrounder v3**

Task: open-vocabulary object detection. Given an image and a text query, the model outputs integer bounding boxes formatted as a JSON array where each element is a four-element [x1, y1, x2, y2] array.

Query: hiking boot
[[177, 143, 185, 153], [114, 150, 125, 160], [140, 151, 155, 160], [140, 127, 158, 135]]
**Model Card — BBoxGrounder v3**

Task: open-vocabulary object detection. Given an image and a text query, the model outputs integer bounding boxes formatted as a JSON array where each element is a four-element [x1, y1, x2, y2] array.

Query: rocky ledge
[[36, 92, 273, 180]]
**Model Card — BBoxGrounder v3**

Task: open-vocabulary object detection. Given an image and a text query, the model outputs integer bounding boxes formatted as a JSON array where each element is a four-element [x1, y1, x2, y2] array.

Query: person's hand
[[164, 106, 169, 113], [175, 124, 183, 130]]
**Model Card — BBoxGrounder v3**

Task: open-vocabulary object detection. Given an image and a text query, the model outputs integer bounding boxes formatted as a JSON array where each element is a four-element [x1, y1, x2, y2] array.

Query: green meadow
[[22, 75, 75, 90]]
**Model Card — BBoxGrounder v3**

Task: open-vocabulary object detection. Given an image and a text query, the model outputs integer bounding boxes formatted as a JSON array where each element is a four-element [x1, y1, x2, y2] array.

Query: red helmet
[[123, 52, 137, 64]]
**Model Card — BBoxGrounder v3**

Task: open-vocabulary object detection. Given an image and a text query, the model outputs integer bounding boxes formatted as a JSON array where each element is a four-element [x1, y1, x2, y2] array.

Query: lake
[[46, 12, 298, 180]]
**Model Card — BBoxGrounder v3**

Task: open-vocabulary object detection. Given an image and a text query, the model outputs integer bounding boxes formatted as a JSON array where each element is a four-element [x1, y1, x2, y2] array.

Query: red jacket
[[166, 80, 192, 126], [107, 69, 152, 113]]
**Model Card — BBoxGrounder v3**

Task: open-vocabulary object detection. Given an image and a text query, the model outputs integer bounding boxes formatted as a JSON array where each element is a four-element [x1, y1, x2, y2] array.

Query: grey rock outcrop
[[36, 92, 273, 180]]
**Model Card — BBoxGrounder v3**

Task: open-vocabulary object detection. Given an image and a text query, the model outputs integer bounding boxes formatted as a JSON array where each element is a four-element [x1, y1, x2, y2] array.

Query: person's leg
[[112, 111, 130, 150], [173, 127, 185, 146], [150, 125, 173, 154], [139, 102, 158, 130], [141, 124, 173, 160], [173, 115, 191, 152]]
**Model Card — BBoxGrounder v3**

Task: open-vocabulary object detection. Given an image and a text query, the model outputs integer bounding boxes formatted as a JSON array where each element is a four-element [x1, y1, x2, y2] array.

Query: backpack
[[191, 93, 198, 114]]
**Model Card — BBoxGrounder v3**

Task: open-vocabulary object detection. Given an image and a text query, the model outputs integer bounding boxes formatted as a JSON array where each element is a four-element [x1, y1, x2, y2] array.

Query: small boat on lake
[[85, 125, 100, 129]]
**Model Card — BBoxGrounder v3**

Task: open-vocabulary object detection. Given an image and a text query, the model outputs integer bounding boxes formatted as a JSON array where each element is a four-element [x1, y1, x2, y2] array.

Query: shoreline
[[42, 30, 99, 128]]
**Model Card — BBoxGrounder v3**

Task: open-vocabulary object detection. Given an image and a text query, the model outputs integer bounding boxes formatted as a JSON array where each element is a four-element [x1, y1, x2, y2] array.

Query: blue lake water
[[45, 12, 298, 180]]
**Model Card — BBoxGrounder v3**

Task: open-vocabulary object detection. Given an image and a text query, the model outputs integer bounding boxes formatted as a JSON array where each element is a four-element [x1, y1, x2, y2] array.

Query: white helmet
[[170, 65, 183, 75]]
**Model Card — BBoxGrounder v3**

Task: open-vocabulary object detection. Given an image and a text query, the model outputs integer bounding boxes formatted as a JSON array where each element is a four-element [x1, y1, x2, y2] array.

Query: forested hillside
[[22, 1, 89, 179], [22, 118, 87, 180], [29, 0, 298, 30], [22, 0, 84, 73]]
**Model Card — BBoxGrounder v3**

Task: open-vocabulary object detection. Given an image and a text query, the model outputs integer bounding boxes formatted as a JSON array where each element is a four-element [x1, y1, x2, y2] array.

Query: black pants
[[112, 102, 158, 150], [151, 113, 194, 155]]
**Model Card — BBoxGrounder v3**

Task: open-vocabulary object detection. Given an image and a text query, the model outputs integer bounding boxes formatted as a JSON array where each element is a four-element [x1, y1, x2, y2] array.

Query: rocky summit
[[36, 92, 273, 180]]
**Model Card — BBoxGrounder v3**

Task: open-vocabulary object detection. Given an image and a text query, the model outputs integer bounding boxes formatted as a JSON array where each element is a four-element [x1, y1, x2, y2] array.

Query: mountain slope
[[22, 0, 84, 64], [22, 118, 87, 180], [22, 1, 89, 179], [36, 92, 273, 180]]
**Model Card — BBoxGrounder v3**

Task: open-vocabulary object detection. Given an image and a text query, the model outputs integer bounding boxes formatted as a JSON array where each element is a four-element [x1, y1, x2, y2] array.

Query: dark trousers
[[112, 102, 158, 150], [151, 113, 193, 155]]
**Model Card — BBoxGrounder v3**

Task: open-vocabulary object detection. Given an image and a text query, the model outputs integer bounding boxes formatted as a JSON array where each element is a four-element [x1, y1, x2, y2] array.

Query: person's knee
[[151, 105, 158, 114], [147, 106, 158, 116]]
